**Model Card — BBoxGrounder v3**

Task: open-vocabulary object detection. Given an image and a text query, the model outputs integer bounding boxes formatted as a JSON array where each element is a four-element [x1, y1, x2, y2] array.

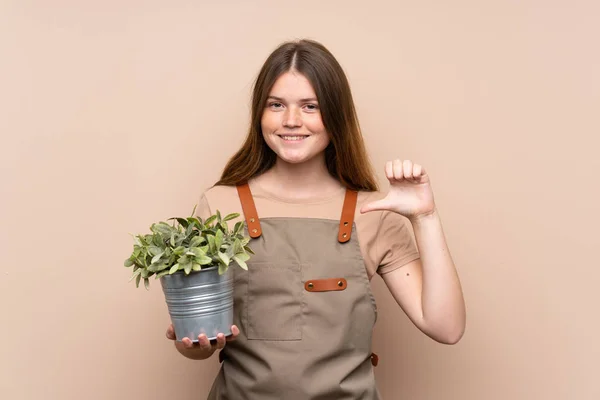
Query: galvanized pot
[[160, 266, 234, 342]]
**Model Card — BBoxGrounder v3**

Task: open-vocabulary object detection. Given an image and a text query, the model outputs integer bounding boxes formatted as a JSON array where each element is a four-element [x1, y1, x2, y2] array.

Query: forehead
[[268, 71, 317, 99]]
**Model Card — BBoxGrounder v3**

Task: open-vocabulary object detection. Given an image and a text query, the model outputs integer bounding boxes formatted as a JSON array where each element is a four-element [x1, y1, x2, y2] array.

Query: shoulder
[[197, 184, 243, 220], [202, 184, 238, 204]]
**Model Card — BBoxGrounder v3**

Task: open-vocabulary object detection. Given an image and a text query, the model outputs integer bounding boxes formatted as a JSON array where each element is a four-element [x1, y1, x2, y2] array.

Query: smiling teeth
[[281, 136, 306, 141]]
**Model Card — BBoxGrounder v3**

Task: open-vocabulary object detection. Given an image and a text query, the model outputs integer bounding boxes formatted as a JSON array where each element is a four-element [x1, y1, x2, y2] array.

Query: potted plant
[[124, 206, 253, 342]]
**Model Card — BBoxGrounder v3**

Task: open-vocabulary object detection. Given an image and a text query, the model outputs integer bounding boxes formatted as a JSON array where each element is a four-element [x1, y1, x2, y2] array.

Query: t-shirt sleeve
[[377, 210, 421, 275]]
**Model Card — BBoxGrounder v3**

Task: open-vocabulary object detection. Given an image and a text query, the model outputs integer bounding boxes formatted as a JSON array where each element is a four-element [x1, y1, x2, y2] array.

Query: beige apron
[[207, 183, 381, 399]]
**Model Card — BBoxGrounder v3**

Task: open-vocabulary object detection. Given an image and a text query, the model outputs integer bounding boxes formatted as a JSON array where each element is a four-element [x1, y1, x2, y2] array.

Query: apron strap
[[237, 183, 356, 242], [236, 183, 262, 238], [338, 189, 358, 243]]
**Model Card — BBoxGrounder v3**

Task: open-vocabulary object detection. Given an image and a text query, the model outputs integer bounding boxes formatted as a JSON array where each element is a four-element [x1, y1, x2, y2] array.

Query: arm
[[361, 159, 466, 344], [381, 209, 465, 344]]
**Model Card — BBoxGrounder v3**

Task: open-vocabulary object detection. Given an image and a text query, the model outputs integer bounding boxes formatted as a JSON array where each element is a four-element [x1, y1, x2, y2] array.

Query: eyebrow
[[267, 96, 318, 102]]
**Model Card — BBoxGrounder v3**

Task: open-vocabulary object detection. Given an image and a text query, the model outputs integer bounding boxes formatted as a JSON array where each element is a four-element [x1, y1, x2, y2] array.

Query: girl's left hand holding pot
[[166, 323, 240, 360]]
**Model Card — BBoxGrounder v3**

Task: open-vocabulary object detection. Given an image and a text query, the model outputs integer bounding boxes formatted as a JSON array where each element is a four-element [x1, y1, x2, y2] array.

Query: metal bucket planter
[[160, 265, 234, 342]]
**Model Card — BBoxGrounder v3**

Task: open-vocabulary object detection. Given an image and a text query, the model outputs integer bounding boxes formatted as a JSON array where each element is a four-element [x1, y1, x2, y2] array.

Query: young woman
[[166, 39, 466, 399]]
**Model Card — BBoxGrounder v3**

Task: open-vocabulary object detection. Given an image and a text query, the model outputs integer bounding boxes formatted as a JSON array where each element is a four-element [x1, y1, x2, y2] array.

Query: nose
[[283, 107, 302, 128]]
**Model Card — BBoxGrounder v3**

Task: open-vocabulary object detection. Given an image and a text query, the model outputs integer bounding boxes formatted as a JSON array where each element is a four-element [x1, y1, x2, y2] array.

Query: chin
[[276, 151, 315, 165], [278, 156, 309, 164]]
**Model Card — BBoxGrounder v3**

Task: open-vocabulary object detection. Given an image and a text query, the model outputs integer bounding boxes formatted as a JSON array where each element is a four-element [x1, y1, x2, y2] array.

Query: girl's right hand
[[166, 323, 240, 360]]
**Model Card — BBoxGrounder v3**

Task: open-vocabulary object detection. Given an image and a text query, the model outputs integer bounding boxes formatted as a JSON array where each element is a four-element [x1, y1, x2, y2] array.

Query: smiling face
[[260, 70, 330, 165]]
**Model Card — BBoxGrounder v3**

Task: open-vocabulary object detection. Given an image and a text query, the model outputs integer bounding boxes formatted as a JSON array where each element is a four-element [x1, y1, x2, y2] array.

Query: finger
[[403, 160, 413, 180], [166, 324, 176, 340], [360, 199, 388, 214], [198, 334, 212, 351], [215, 333, 226, 350], [226, 325, 240, 341], [392, 159, 403, 181], [181, 337, 194, 349], [413, 163, 422, 180], [385, 161, 393, 180]]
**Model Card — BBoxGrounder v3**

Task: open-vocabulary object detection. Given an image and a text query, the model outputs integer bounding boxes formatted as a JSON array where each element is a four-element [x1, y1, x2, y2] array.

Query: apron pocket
[[246, 262, 303, 341]]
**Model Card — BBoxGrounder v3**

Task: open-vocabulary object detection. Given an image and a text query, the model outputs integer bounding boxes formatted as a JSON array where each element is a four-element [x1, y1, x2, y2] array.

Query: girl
[[166, 39, 466, 399]]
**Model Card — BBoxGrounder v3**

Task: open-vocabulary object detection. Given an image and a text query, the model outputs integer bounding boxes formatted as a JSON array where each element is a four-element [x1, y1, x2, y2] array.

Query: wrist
[[408, 207, 439, 225]]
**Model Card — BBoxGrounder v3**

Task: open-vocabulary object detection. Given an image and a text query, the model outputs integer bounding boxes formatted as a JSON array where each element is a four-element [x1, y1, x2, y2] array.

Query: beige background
[[1, 1, 598, 399]]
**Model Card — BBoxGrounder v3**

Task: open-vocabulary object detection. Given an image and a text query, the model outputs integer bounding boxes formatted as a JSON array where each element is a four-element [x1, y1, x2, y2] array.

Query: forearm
[[410, 208, 466, 343]]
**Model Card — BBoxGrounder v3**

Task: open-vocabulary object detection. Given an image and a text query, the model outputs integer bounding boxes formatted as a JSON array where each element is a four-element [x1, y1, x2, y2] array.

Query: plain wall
[[1, 1, 598, 399]]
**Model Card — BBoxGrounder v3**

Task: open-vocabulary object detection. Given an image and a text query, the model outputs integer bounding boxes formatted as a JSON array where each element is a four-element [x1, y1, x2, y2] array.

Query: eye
[[304, 103, 319, 111], [268, 102, 283, 109]]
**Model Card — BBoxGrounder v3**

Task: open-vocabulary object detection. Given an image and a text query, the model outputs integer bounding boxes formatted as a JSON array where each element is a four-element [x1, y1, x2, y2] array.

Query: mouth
[[277, 134, 309, 142]]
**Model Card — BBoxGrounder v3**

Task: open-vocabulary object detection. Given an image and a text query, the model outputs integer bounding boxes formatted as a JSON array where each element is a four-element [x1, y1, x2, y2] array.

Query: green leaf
[[218, 251, 230, 266], [218, 263, 228, 275], [235, 252, 250, 262], [190, 237, 205, 248], [144, 278, 150, 290], [185, 223, 194, 237], [136, 273, 142, 287], [233, 256, 248, 270], [187, 216, 202, 227], [216, 210, 222, 222], [124, 258, 134, 267], [225, 243, 236, 258], [155, 263, 169, 272], [189, 247, 206, 257], [207, 234, 216, 253], [233, 221, 244, 235], [223, 212, 240, 222], [173, 246, 185, 255], [133, 235, 142, 247], [232, 238, 243, 254], [151, 251, 164, 264], [167, 217, 188, 228], [142, 234, 154, 245], [184, 262, 192, 275], [243, 246, 255, 255], [156, 270, 169, 279], [152, 234, 162, 247], [129, 268, 142, 282], [215, 229, 224, 250], [170, 233, 176, 247], [192, 263, 202, 271], [169, 264, 179, 274], [153, 222, 172, 236], [195, 254, 213, 265], [204, 215, 217, 226]]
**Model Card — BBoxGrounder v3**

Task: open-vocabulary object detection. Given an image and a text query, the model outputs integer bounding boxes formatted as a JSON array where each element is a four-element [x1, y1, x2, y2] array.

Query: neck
[[256, 155, 343, 200]]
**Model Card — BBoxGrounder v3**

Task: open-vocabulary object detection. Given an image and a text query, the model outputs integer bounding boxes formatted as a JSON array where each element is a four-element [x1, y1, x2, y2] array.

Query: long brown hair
[[215, 39, 378, 192]]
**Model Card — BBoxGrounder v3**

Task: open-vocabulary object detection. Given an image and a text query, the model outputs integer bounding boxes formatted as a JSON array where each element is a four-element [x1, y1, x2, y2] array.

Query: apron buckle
[[370, 353, 379, 367]]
